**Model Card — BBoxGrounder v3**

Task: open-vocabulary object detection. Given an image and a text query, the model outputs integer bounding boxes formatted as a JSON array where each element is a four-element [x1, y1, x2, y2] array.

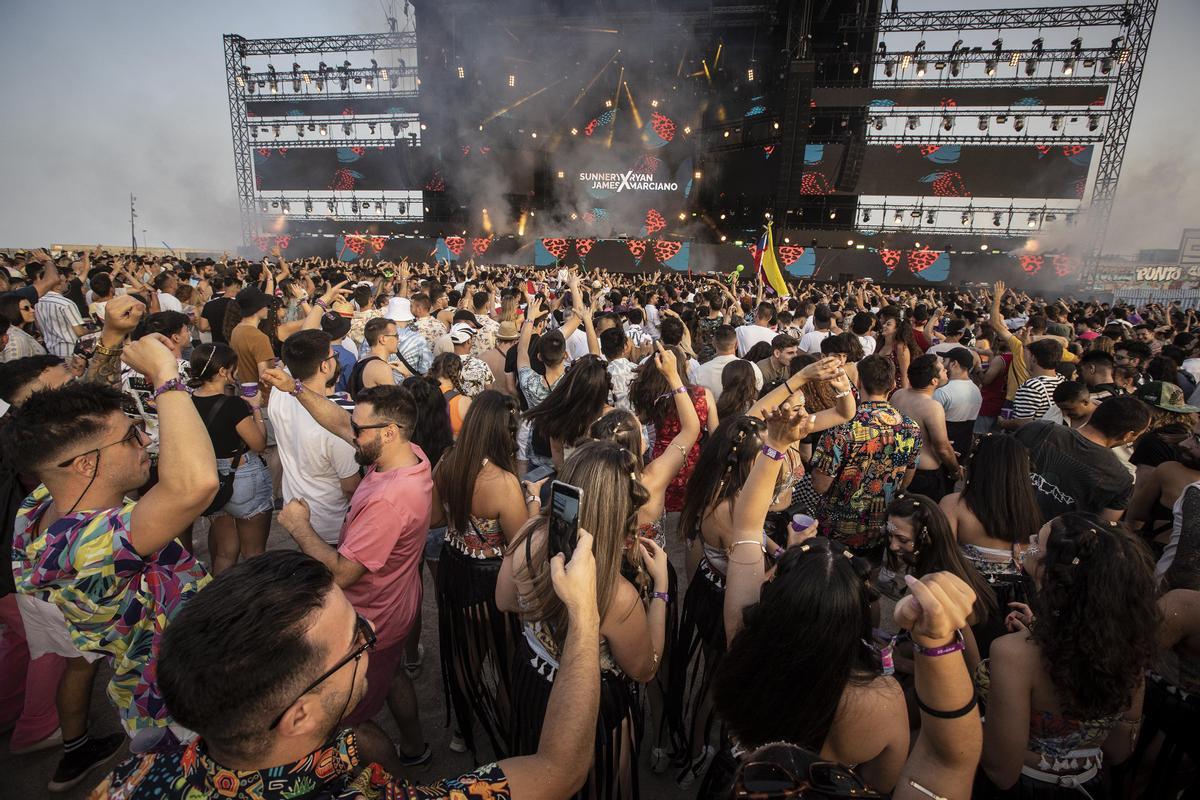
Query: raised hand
[[260, 367, 297, 394], [894, 571, 976, 648], [102, 294, 147, 336], [652, 341, 678, 380], [764, 400, 816, 449]]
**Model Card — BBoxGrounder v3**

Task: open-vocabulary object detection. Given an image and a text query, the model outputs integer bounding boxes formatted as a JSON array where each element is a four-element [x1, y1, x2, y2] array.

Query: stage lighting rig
[[894, 210, 903, 223], [327, 200, 336, 213], [942, 115, 954, 131], [1013, 116, 1026, 132], [319, 124, 328, 136], [1087, 114, 1100, 131], [304, 199, 313, 213], [906, 116, 919, 131], [292, 62, 301, 92], [1027, 213, 1039, 228], [267, 64, 278, 93], [316, 62, 327, 91], [342, 123, 352, 136], [339, 61, 350, 91], [978, 115, 989, 132]]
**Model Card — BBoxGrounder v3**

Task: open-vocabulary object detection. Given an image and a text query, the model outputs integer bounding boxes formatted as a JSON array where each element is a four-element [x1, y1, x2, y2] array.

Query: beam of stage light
[[482, 76, 569, 124], [701, 58, 712, 85], [606, 65, 624, 149], [482, 208, 493, 234], [559, 26, 620, 34], [551, 50, 621, 144], [677, 48, 688, 78], [517, 211, 528, 237], [622, 81, 643, 135]]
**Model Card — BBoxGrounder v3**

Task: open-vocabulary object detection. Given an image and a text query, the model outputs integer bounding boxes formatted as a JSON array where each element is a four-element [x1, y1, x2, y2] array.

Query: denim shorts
[[424, 525, 447, 562], [211, 452, 273, 520]]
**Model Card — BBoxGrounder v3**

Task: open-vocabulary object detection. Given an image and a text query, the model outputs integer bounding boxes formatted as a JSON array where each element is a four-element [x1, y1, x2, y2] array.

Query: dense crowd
[[0, 246, 1196, 799]]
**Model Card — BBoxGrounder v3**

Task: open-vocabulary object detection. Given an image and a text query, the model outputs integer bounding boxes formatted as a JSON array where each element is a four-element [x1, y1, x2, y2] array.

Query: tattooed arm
[[83, 294, 146, 387]]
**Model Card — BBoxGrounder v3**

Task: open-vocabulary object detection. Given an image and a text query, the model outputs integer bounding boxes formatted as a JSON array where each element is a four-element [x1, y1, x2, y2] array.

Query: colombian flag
[[754, 221, 790, 297]]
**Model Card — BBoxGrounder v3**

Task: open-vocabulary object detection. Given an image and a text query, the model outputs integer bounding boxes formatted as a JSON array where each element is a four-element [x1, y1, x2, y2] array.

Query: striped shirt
[[34, 292, 83, 358], [1012, 374, 1065, 424]]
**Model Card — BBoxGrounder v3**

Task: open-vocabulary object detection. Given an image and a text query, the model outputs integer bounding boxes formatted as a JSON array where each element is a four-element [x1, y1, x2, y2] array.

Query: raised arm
[[724, 400, 815, 646], [893, 572, 983, 800], [518, 295, 542, 372], [125, 335, 219, 556], [500, 533, 601, 800], [260, 368, 354, 445], [640, 344, 700, 494], [83, 295, 146, 388]]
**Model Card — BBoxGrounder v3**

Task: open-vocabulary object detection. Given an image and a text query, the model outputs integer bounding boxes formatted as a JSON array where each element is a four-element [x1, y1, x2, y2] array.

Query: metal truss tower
[[223, 31, 415, 245]]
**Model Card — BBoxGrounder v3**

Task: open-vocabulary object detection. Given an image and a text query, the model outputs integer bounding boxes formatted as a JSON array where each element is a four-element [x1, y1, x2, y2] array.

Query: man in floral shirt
[[449, 322, 495, 396], [410, 292, 447, 351], [810, 354, 922, 560], [4, 336, 219, 788], [90, 547, 602, 800]]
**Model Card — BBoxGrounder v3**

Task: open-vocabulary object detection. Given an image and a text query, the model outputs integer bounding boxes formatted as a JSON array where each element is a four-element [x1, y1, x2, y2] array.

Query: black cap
[[235, 287, 273, 315], [320, 312, 352, 339]]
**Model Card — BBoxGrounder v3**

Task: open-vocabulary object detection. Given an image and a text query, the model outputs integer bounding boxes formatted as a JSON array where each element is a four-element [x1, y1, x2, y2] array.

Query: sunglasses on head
[[733, 743, 883, 800]]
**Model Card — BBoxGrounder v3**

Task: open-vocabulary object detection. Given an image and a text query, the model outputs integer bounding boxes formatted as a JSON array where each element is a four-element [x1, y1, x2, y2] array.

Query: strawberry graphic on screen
[[345, 236, 367, 256], [778, 245, 804, 266], [542, 238, 569, 259], [424, 171, 445, 192], [1062, 145, 1088, 157], [653, 240, 681, 262], [370, 237, 386, 253], [252, 235, 273, 254], [907, 248, 938, 274], [650, 112, 676, 142], [445, 237, 465, 256], [1052, 254, 1076, 277], [800, 172, 832, 195], [329, 168, 356, 191], [920, 171, 970, 197], [472, 237, 492, 255], [1019, 255, 1044, 275], [575, 239, 596, 258], [626, 239, 646, 259], [644, 209, 666, 236], [275, 236, 291, 250], [880, 249, 902, 276]]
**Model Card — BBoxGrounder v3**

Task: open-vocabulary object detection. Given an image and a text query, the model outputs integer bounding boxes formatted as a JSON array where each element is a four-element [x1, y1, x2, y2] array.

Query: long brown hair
[[433, 390, 519, 533], [511, 440, 649, 643]]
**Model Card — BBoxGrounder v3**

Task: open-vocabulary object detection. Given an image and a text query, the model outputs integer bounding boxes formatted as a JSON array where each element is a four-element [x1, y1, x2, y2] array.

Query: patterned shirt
[[35, 291, 84, 358], [413, 314, 448, 351], [13, 485, 211, 734], [473, 314, 500, 356], [396, 327, 433, 376], [459, 355, 495, 397], [518, 366, 561, 409], [89, 729, 510, 799], [810, 400, 922, 549], [606, 358, 637, 410]]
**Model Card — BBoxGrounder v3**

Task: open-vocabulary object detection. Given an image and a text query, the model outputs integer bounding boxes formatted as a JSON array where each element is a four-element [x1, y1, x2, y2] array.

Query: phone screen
[[524, 464, 555, 484], [549, 481, 582, 560]]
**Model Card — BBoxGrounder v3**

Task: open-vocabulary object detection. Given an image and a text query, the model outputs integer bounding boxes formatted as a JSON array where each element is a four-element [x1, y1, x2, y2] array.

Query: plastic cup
[[239, 382, 259, 398]]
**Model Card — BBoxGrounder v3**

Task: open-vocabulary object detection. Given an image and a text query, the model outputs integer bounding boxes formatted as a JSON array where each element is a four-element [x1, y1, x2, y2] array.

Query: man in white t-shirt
[[934, 347, 983, 460], [154, 272, 183, 313], [697, 324, 763, 401], [850, 311, 877, 357], [268, 330, 361, 545], [735, 302, 777, 357], [798, 305, 835, 353]]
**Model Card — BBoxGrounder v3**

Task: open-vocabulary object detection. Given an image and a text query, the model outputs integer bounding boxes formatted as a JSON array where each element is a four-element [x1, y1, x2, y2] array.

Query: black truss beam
[[224, 35, 257, 244], [228, 32, 415, 56], [831, 75, 1116, 88], [247, 137, 422, 150], [841, 4, 1135, 32], [1086, 0, 1156, 266], [863, 134, 1103, 145]]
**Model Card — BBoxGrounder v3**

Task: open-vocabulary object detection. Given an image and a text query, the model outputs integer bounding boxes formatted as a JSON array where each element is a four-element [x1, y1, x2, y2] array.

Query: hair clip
[[799, 544, 811, 552], [843, 550, 855, 560]]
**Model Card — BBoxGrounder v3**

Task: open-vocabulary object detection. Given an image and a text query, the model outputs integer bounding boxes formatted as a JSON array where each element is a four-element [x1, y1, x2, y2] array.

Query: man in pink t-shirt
[[271, 351, 433, 769]]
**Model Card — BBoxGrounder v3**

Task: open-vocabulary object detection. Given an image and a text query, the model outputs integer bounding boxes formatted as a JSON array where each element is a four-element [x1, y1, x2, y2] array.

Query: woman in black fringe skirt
[[589, 343, 703, 772], [430, 390, 532, 758], [499, 441, 671, 800]]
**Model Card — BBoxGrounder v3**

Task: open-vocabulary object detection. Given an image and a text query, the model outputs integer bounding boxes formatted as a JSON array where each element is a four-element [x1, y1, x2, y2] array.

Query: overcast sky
[[1, 0, 1195, 254]]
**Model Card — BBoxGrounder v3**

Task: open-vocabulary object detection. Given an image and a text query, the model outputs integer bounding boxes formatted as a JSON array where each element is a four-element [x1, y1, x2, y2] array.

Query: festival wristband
[[650, 591, 670, 603], [761, 444, 787, 461], [152, 378, 193, 401], [911, 630, 965, 657]]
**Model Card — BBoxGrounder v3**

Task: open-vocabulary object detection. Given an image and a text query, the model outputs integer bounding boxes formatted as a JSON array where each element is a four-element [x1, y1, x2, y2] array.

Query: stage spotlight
[[992, 212, 1003, 227], [978, 115, 989, 131], [308, 123, 316, 132], [267, 64, 278, 93], [531, 131, 537, 138], [604, 99, 613, 108], [1013, 116, 1026, 132], [773, 121, 780, 130], [910, 209, 922, 219], [980, 243, 989, 250], [651, 99, 659, 108], [319, 124, 327, 136], [678, 212, 687, 221], [508, 74, 516, 87], [950, 61, 961, 77], [389, 70, 399, 89], [350, 200, 358, 213], [342, 123, 352, 136], [719, 213, 726, 220], [272, 125, 281, 138], [906, 116, 919, 131], [723, 130, 730, 138], [851, 62, 860, 75], [925, 210, 935, 225], [570, 127, 578, 135], [420, 123, 427, 131], [942, 115, 954, 131], [829, 210, 837, 220], [281, 201, 291, 214], [375, 202, 383, 211], [720, 235, 727, 242], [1045, 213, 1057, 222], [1087, 114, 1100, 131], [747, 67, 755, 81], [985, 59, 997, 76], [1100, 56, 1114, 74], [1051, 115, 1063, 131], [239, 65, 250, 87], [271, 200, 279, 209], [847, 239, 854, 246], [884, 60, 895, 77], [872, 117, 885, 131], [1027, 213, 1038, 228], [961, 211, 971, 226], [894, 210, 903, 223], [683, 126, 692, 135], [1062, 59, 1074, 75], [390, 121, 401, 136], [292, 62, 301, 92], [296, 125, 304, 138], [397, 202, 406, 214], [327, 200, 335, 213], [863, 209, 871, 222], [916, 60, 927, 77], [250, 129, 257, 140], [694, 170, 702, 180], [1025, 58, 1037, 76], [368, 122, 376, 134]]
